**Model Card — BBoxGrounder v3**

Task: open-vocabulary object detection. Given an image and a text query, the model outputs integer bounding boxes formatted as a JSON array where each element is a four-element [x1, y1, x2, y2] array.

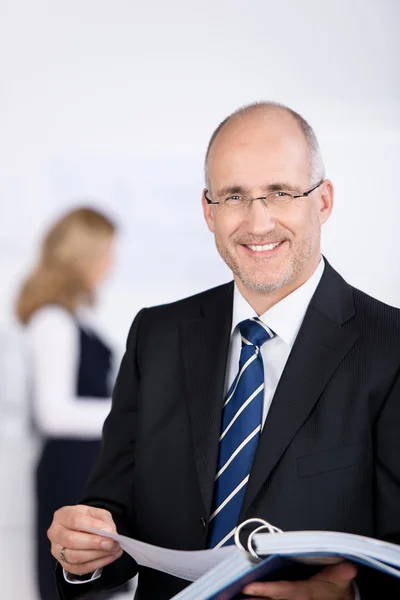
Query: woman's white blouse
[[28, 306, 112, 438]]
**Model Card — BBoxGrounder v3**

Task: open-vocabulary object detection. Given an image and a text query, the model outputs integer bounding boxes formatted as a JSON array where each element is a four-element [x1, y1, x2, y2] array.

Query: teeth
[[247, 242, 281, 252]]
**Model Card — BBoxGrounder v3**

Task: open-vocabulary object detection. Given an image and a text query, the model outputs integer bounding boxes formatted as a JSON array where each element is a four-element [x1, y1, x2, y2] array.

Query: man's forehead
[[210, 116, 308, 162], [216, 109, 304, 143], [208, 136, 309, 182]]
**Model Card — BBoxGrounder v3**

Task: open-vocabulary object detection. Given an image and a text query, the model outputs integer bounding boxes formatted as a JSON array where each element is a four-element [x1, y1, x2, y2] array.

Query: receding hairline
[[204, 101, 325, 187]]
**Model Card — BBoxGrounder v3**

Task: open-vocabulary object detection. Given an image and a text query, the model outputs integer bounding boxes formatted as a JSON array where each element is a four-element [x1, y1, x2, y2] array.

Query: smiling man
[[203, 104, 330, 314], [49, 103, 400, 600]]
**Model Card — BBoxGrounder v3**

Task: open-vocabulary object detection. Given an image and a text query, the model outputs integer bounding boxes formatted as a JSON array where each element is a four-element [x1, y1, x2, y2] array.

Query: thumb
[[77, 505, 117, 529], [311, 561, 358, 588]]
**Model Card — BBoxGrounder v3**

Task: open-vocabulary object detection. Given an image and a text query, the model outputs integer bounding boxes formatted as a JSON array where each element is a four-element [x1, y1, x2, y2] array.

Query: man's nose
[[245, 198, 276, 232]]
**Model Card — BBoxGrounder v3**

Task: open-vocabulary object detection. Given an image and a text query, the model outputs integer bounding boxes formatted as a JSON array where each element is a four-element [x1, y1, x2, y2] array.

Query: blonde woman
[[16, 207, 125, 600]]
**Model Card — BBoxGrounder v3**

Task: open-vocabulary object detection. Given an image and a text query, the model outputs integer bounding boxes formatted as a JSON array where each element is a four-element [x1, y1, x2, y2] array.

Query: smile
[[245, 242, 282, 252]]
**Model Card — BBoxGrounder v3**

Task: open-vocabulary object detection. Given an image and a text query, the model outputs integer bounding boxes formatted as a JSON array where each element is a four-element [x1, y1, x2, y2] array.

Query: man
[[49, 103, 400, 600]]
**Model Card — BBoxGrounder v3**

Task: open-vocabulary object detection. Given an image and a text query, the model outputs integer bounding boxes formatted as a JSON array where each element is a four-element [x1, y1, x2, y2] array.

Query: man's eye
[[275, 191, 290, 198], [226, 195, 242, 202]]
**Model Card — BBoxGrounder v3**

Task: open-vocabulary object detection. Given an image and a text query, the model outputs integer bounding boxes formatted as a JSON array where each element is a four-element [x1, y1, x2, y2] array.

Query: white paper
[[88, 528, 236, 581], [253, 530, 400, 568]]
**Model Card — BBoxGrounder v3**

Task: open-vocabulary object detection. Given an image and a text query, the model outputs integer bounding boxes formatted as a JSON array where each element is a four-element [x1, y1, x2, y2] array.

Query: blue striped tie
[[207, 317, 275, 548]]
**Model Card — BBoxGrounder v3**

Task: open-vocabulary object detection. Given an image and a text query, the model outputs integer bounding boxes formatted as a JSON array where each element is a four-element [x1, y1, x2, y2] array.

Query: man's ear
[[318, 179, 334, 225], [202, 189, 216, 233]]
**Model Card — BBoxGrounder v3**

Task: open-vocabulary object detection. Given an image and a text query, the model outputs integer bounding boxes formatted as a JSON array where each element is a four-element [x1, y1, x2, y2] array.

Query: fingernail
[[102, 526, 115, 533], [101, 540, 116, 550], [242, 585, 256, 595]]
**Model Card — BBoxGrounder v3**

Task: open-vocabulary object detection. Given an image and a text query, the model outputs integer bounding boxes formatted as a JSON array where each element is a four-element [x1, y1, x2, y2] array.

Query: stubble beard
[[215, 233, 317, 294]]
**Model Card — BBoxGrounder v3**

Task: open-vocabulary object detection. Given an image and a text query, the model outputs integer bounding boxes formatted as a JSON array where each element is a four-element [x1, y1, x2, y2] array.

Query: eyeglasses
[[204, 180, 324, 212]]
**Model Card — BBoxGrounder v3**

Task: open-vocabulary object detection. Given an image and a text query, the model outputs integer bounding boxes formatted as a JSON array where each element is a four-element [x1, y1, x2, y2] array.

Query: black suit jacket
[[57, 261, 400, 600]]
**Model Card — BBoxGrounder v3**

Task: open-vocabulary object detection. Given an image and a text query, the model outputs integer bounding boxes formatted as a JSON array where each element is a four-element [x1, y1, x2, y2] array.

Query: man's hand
[[242, 561, 357, 599], [48, 504, 123, 576]]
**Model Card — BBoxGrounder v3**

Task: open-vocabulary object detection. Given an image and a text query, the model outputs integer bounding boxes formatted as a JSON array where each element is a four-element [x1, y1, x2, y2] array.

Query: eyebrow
[[215, 182, 302, 198]]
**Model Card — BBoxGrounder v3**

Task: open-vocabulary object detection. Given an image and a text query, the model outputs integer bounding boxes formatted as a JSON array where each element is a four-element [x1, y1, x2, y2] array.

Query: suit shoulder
[[352, 285, 400, 331], [137, 281, 233, 323]]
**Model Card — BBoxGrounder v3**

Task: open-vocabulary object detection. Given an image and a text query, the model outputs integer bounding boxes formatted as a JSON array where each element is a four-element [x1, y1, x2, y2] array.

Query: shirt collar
[[231, 258, 325, 347]]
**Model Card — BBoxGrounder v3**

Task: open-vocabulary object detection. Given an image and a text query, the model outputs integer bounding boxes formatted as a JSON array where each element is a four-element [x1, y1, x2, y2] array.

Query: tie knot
[[238, 318, 275, 348]]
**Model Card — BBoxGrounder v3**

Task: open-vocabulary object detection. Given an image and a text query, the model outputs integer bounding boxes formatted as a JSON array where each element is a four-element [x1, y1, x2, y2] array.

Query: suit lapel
[[240, 262, 360, 516], [181, 283, 233, 516]]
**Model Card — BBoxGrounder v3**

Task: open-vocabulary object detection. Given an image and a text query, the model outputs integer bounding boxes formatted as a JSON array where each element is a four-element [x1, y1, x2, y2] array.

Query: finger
[[53, 543, 121, 566], [56, 545, 124, 576], [49, 522, 120, 552], [242, 566, 357, 599], [241, 596, 275, 600], [84, 505, 116, 525], [57, 504, 115, 520], [53, 506, 117, 535], [311, 561, 358, 585], [242, 580, 297, 597], [54, 505, 117, 532]]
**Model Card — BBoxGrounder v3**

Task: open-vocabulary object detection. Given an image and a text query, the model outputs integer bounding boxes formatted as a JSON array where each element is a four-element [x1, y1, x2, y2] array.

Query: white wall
[[0, 1, 399, 595], [1, 0, 399, 338]]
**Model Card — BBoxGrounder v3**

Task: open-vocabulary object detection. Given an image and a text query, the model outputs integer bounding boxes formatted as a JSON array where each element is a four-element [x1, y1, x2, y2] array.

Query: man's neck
[[234, 256, 322, 316]]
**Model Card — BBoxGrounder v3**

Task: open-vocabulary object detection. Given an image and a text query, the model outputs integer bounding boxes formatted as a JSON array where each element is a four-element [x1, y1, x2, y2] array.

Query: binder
[[171, 519, 400, 599]]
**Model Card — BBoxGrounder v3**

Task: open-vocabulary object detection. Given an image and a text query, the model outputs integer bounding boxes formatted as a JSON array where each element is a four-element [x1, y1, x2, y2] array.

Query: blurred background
[[0, 0, 399, 598]]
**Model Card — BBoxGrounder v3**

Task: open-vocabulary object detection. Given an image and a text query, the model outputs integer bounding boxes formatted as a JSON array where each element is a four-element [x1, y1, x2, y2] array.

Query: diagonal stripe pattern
[[207, 317, 275, 548]]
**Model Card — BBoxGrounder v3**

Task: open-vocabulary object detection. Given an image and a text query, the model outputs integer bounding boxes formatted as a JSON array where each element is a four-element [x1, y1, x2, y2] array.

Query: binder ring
[[234, 518, 283, 558]]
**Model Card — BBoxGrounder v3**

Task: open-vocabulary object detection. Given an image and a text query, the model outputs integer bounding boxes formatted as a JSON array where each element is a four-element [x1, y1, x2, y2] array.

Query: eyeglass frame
[[204, 180, 325, 208]]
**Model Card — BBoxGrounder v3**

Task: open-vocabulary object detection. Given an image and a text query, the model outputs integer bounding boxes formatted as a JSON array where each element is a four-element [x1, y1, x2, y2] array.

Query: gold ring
[[60, 547, 72, 565]]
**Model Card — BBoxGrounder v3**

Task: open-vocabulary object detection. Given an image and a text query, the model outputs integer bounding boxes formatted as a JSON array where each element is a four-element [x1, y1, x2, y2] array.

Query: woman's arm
[[29, 306, 112, 438]]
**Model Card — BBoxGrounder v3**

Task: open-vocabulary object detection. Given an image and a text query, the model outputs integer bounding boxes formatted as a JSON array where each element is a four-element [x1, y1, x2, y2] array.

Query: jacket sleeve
[[375, 369, 400, 544], [56, 309, 146, 600], [356, 369, 400, 599]]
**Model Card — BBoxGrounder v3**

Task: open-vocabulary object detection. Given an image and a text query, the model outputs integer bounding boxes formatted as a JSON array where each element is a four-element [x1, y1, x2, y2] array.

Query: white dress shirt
[[226, 258, 324, 426], [66, 258, 360, 598]]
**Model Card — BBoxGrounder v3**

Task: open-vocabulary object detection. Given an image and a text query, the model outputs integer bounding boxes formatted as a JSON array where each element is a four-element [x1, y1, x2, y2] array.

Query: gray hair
[[204, 101, 325, 188]]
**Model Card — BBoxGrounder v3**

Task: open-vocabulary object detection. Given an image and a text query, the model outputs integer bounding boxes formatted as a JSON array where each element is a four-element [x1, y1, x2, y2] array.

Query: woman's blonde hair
[[16, 207, 117, 324]]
